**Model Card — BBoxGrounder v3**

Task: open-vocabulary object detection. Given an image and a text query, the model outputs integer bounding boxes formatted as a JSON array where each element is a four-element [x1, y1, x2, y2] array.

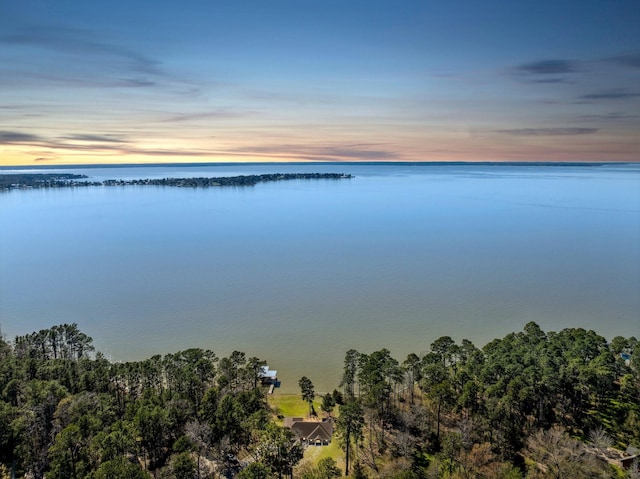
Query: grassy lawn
[[268, 392, 322, 422], [302, 439, 344, 470]]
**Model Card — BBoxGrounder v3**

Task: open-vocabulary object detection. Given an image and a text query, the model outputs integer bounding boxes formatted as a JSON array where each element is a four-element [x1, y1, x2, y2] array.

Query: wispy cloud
[[33, 157, 52, 162], [527, 78, 572, 84], [0, 26, 162, 76], [511, 59, 581, 84], [161, 110, 255, 123], [119, 78, 157, 87], [122, 149, 211, 157], [512, 52, 640, 88], [0, 26, 165, 90], [578, 112, 639, 122], [579, 89, 640, 100], [61, 134, 128, 143], [0, 129, 215, 158], [603, 51, 640, 69], [0, 130, 132, 149], [495, 128, 599, 136], [226, 143, 399, 161], [515, 59, 579, 75], [0, 131, 43, 143]]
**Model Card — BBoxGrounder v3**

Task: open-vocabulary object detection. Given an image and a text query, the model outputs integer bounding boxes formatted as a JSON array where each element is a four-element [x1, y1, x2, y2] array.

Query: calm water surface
[[1, 163, 639, 392]]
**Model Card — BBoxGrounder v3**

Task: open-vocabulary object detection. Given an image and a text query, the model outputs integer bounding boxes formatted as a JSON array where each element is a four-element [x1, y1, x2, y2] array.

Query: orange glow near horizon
[[2, 135, 638, 167]]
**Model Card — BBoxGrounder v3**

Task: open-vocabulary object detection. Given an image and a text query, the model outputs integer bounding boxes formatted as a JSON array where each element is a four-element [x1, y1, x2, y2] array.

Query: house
[[284, 417, 334, 446]]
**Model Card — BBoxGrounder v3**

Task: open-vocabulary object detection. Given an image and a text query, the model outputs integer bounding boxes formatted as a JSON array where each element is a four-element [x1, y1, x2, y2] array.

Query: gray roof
[[289, 419, 334, 442], [283, 417, 305, 428]]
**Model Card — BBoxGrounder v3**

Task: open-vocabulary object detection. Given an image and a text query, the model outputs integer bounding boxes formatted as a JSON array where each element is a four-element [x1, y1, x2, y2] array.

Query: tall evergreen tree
[[299, 376, 315, 417], [335, 400, 364, 476]]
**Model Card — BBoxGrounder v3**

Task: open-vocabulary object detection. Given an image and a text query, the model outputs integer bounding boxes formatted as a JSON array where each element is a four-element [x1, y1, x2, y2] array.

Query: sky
[[1, 0, 639, 165]]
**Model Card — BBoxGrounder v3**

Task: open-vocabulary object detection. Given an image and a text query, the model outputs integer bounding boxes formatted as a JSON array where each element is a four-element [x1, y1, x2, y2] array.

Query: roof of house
[[286, 418, 334, 442], [283, 417, 305, 428]]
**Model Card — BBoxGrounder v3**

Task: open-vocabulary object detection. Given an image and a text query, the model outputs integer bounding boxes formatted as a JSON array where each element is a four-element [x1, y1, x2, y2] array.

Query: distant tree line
[[0, 174, 94, 190], [0, 173, 353, 191]]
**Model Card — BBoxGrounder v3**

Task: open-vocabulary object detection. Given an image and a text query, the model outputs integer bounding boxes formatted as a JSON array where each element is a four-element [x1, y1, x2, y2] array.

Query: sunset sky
[[1, 0, 639, 165]]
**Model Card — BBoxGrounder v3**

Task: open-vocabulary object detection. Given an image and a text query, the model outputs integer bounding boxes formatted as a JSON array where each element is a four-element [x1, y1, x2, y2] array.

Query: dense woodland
[[0, 322, 638, 478]]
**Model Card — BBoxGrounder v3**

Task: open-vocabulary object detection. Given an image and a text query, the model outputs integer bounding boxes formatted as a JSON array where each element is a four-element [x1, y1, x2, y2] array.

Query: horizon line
[[1, 160, 637, 170]]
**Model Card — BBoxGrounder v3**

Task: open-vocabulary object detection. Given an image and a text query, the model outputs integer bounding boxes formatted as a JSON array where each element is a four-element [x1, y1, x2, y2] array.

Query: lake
[[1, 162, 639, 392]]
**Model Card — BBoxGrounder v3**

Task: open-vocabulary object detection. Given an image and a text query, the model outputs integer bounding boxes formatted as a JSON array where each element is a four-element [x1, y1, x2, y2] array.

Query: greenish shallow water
[[1, 163, 639, 392]]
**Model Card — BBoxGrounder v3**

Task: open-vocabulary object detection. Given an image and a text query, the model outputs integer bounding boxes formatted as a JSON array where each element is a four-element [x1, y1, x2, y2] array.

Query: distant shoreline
[[0, 172, 353, 191]]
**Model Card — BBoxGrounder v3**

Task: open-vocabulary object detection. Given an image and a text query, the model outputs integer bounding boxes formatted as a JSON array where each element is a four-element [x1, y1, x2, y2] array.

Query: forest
[[0, 322, 638, 478]]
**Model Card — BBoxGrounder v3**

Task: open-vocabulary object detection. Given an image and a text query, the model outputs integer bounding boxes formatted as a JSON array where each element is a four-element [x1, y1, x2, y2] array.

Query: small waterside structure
[[259, 366, 279, 393]]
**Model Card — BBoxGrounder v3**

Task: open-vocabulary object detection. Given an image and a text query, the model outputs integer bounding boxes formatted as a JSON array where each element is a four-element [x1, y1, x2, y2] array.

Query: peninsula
[[0, 172, 353, 191]]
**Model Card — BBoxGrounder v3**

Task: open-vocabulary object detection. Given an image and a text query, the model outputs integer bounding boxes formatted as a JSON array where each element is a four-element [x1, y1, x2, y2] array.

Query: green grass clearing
[[300, 439, 345, 471], [268, 393, 325, 423]]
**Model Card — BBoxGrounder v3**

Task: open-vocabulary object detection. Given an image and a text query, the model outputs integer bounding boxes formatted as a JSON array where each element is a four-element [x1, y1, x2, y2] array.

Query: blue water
[[1, 163, 639, 392]]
